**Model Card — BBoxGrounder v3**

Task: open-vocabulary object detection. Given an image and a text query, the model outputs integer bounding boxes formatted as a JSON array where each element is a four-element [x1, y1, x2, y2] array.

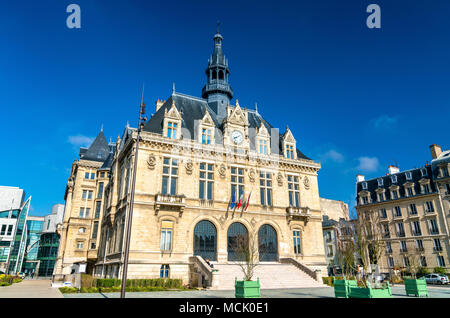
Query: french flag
[[229, 192, 236, 210], [243, 191, 252, 212], [236, 192, 244, 209]]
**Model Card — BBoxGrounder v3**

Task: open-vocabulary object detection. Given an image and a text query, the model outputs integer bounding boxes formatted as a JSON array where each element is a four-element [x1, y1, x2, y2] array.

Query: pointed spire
[[217, 20, 221, 34], [255, 102, 258, 113], [172, 82, 176, 95], [101, 123, 103, 132]]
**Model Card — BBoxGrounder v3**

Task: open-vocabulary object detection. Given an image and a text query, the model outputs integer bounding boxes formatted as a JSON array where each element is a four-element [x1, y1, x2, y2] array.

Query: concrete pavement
[[0, 279, 64, 298]]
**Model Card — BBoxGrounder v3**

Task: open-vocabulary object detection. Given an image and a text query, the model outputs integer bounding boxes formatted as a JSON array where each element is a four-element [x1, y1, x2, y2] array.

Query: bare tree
[[335, 222, 357, 279], [231, 232, 262, 281]]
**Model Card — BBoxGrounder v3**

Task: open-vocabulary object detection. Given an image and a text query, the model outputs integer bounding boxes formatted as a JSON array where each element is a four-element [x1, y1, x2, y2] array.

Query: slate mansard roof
[[143, 92, 311, 160], [79, 130, 115, 168], [355, 165, 437, 204]]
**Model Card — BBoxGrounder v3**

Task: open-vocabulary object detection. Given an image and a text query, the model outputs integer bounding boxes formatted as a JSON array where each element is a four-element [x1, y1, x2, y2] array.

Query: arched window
[[258, 224, 278, 261], [194, 220, 217, 261], [227, 222, 248, 261], [212, 70, 217, 80], [293, 230, 301, 254], [219, 70, 224, 80]]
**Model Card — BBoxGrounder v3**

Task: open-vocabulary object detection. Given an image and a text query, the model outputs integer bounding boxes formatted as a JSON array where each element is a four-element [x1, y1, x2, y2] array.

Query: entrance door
[[258, 224, 278, 261], [227, 222, 248, 261], [193, 220, 217, 261]]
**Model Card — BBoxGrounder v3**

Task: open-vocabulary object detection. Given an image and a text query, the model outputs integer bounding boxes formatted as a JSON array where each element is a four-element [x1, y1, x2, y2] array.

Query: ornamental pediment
[[201, 108, 215, 126], [257, 121, 269, 137], [282, 126, 296, 143], [227, 100, 247, 126], [164, 101, 182, 120]]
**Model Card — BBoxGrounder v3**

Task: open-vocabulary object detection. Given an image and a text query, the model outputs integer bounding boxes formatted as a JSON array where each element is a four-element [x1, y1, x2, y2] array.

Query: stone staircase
[[210, 262, 326, 290]]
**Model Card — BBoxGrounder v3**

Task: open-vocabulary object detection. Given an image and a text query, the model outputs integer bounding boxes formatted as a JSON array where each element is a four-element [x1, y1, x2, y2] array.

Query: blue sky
[[0, 0, 449, 217]]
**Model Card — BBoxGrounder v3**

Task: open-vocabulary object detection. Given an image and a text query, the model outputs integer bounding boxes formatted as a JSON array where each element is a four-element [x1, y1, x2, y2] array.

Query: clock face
[[231, 130, 243, 144]]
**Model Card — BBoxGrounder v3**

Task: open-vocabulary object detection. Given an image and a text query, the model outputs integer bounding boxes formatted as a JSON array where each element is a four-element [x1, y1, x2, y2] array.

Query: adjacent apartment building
[[53, 131, 115, 278], [355, 144, 450, 273]]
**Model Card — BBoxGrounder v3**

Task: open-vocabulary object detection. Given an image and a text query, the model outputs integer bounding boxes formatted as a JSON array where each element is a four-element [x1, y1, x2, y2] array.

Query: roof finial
[[172, 82, 176, 95], [100, 124, 103, 132], [255, 102, 258, 113], [126, 120, 129, 128], [217, 20, 221, 34]]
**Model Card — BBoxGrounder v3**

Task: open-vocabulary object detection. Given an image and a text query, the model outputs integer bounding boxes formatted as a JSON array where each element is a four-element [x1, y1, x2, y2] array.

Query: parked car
[[424, 274, 449, 285]]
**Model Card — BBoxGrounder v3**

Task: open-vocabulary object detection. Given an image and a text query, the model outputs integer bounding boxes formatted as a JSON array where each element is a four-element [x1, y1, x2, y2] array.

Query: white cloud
[[68, 135, 94, 147], [356, 156, 380, 173], [372, 115, 398, 130], [321, 149, 344, 163]]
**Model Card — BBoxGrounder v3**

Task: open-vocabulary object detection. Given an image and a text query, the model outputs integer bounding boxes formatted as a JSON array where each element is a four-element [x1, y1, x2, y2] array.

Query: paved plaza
[[1, 280, 449, 298]]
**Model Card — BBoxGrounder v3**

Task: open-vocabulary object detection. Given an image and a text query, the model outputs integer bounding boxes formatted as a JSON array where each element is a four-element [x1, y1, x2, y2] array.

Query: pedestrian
[[205, 258, 214, 269]]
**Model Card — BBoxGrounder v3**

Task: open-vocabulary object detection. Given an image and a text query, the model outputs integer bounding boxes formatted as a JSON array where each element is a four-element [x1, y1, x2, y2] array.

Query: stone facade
[[53, 132, 114, 278], [355, 145, 450, 274], [92, 29, 328, 284]]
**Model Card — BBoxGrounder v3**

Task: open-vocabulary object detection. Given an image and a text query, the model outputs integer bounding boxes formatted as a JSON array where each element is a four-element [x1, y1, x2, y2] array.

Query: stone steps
[[210, 263, 326, 290]]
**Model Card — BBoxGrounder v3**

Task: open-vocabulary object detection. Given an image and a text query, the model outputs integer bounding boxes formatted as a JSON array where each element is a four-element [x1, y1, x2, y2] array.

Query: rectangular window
[[85, 172, 90, 179], [416, 239, 424, 251], [285, 144, 294, 159], [160, 265, 170, 278], [388, 257, 394, 267], [162, 158, 178, 195], [407, 187, 414, 197], [97, 182, 104, 199], [201, 128, 212, 145], [92, 222, 99, 239], [383, 224, 390, 238], [386, 242, 392, 253], [167, 122, 177, 139], [258, 139, 268, 154], [0, 224, 6, 235], [7, 225, 13, 235], [377, 193, 384, 202], [160, 221, 173, 251], [445, 184, 450, 195], [433, 238, 442, 251], [422, 184, 430, 194], [377, 178, 383, 186], [199, 163, 214, 200], [95, 201, 101, 219], [380, 209, 387, 218], [396, 222, 405, 237], [429, 219, 439, 235], [420, 256, 427, 267], [231, 167, 244, 201], [100, 172, 105, 178], [403, 256, 410, 267], [90, 172, 95, 180], [425, 201, 434, 213], [293, 230, 301, 254], [400, 240, 407, 252], [394, 206, 402, 217], [392, 191, 399, 199], [76, 242, 84, 249], [409, 203, 417, 215], [79, 208, 90, 218], [259, 171, 272, 206], [437, 256, 446, 267], [412, 221, 421, 236], [288, 175, 300, 207]]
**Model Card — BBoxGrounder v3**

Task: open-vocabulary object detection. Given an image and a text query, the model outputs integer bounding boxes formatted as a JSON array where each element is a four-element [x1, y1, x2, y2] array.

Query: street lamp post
[[120, 88, 147, 298]]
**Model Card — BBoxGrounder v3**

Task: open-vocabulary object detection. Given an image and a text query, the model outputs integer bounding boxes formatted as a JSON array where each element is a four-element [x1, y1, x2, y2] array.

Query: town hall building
[[56, 27, 329, 288]]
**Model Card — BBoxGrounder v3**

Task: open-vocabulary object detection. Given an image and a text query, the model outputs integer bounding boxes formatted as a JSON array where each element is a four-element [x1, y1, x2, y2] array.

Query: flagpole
[[120, 86, 147, 298]]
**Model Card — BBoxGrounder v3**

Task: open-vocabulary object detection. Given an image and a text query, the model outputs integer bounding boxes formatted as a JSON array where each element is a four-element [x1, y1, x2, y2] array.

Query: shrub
[[433, 267, 446, 275], [416, 267, 430, 278], [59, 287, 78, 294], [81, 274, 97, 288], [322, 277, 333, 286], [0, 282, 11, 287], [12, 278, 22, 284]]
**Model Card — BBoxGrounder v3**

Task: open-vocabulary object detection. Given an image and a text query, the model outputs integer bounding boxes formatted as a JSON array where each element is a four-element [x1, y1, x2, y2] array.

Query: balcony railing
[[397, 232, 406, 238], [429, 229, 439, 235], [433, 246, 443, 252], [154, 193, 186, 216], [383, 233, 391, 238], [412, 230, 422, 236], [400, 248, 408, 253], [416, 247, 424, 252]]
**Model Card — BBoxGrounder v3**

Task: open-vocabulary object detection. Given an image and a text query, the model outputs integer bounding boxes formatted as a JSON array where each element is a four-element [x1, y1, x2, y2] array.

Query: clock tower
[[202, 23, 233, 122]]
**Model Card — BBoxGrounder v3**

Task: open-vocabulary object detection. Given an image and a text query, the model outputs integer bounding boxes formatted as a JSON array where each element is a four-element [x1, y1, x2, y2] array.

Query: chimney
[[156, 99, 165, 112], [388, 165, 400, 175], [429, 144, 442, 159], [356, 174, 365, 182]]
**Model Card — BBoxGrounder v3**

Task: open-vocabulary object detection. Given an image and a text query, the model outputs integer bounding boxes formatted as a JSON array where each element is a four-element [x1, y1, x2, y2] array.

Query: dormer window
[[406, 187, 414, 197], [286, 144, 294, 159], [441, 167, 449, 177], [362, 196, 369, 204], [377, 178, 383, 187], [377, 192, 385, 202], [167, 122, 177, 139], [391, 175, 397, 183], [422, 183, 430, 194], [362, 182, 368, 190], [391, 190, 399, 199], [259, 139, 268, 155], [97, 152, 102, 159], [420, 168, 427, 177], [406, 171, 412, 180], [201, 128, 212, 145]]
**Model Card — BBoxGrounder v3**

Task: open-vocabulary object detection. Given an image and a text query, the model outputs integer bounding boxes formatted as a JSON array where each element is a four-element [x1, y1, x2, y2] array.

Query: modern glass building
[[37, 233, 59, 276], [21, 216, 44, 276], [7, 196, 31, 274]]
